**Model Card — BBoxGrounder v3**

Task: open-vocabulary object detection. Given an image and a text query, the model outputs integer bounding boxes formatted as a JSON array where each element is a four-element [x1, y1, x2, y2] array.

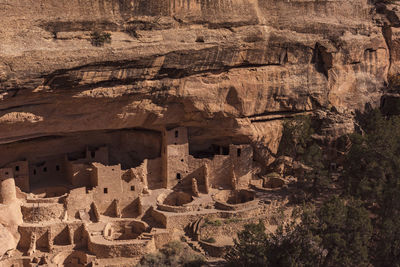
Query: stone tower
[[162, 127, 189, 189], [0, 168, 17, 204]]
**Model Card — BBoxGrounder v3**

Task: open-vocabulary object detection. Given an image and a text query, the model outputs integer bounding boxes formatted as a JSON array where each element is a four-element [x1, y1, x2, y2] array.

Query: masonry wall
[[90, 163, 147, 217], [120, 168, 146, 217], [175, 156, 207, 192], [170, 145, 253, 191], [29, 156, 68, 189], [207, 155, 232, 189], [18, 222, 84, 251], [65, 187, 94, 220], [85, 146, 109, 165], [91, 163, 123, 214], [0, 129, 161, 168], [21, 202, 64, 222], [0, 168, 16, 204], [6, 161, 29, 192], [65, 162, 89, 187], [147, 158, 163, 190], [229, 145, 253, 189], [122, 166, 146, 195], [162, 127, 189, 189], [87, 237, 155, 258]]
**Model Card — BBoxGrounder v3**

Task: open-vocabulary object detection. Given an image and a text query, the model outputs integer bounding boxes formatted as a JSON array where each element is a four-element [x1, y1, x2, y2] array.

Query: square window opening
[[104, 188, 108, 194]]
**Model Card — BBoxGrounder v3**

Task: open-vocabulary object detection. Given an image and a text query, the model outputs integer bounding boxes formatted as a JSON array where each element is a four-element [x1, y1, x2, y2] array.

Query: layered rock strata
[[0, 0, 396, 257]]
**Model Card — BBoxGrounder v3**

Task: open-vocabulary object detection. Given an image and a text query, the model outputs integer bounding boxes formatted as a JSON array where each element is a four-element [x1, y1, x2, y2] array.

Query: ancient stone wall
[[65, 187, 94, 220], [5, 161, 29, 192], [21, 202, 64, 223], [91, 163, 123, 213], [122, 167, 145, 198], [85, 146, 109, 165], [229, 145, 253, 189], [147, 158, 163, 190], [65, 162, 92, 187], [207, 156, 232, 189], [0, 130, 161, 170], [162, 127, 189, 189], [28, 156, 68, 191], [18, 222, 84, 251], [0, 168, 16, 204], [87, 237, 155, 258]]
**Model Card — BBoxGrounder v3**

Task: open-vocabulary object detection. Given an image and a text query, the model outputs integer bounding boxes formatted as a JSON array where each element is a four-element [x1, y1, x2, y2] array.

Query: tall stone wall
[[5, 161, 29, 192], [0, 168, 16, 204], [162, 127, 189, 189]]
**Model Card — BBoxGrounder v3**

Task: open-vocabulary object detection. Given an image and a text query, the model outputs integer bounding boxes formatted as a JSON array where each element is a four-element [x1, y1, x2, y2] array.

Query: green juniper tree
[[225, 197, 372, 267], [344, 109, 400, 266], [279, 116, 330, 197]]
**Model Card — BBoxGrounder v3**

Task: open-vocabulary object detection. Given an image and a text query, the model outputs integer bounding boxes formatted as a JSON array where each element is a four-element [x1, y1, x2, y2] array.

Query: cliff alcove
[[0, 0, 399, 265]]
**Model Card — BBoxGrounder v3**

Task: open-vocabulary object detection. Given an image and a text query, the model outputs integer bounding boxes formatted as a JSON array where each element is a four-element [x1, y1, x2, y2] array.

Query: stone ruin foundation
[[0, 127, 269, 266]]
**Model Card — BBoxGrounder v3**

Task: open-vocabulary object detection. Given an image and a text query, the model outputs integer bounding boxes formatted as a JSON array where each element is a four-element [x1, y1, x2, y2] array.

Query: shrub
[[90, 31, 111, 47], [278, 115, 330, 196], [344, 109, 400, 265], [203, 217, 223, 227], [137, 241, 205, 267], [224, 218, 241, 224], [278, 115, 314, 159], [225, 198, 372, 267]]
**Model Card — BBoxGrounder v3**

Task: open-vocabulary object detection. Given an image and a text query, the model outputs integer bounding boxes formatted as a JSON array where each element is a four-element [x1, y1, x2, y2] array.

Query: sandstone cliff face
[[0, 0, 392, 163]]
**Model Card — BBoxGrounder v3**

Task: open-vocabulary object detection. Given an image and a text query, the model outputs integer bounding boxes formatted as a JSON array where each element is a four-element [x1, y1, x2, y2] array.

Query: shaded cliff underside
[[1, 0, 400, 168]]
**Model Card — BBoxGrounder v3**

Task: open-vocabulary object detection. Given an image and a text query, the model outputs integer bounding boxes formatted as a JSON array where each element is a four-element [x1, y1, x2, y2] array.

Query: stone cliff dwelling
[[1, 0, 393, 265], [0, 127, 264, 266]]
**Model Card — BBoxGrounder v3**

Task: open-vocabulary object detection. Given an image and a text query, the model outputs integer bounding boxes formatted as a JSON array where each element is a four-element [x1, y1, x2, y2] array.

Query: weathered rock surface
[[0, 201, 23, 259], [0, 0, 396, 168], [0, 0, 398, 258]]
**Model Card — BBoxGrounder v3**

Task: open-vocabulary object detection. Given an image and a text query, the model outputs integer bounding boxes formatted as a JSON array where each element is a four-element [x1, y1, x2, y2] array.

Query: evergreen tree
[[225, 198, 372, 267], [279, 116, 330, 197], [344, 109, 400, 266]]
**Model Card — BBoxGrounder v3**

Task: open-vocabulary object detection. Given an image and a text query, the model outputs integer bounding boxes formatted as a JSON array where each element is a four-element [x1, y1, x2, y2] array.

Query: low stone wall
[[103, 219, 149, 240], [87, 236, 155, 258], [252, 185, 282, 193], [156, 203, 198, 213], [31, 186, 70, 198], [52, 250, 94, 266], [26, 194, 67, 204], [21, 202, 64, 223], [152, 204, 262, 229], [152, 229, 172, 249], [65, 187, 93, 220], [214, 199, 259, 211], [199, 241, 231, 258], [157, 191, 193, 206], [151, 208, 167, 227], [18, 222, 84, 250], [0, 258, 31, 267]]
